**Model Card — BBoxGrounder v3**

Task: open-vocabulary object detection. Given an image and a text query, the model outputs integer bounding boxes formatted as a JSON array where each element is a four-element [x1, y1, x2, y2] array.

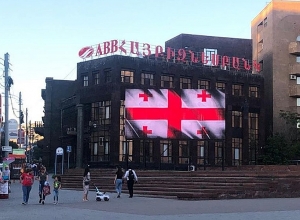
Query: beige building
[[251, 0, 300, 136]]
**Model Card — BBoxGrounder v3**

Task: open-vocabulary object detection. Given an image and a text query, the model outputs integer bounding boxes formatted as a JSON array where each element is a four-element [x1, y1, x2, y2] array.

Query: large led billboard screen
[[125, 89, 225, 139]]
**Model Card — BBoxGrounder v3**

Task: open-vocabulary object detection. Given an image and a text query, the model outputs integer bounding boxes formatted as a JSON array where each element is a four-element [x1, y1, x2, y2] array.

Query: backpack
[[128, 170, 134, 181], [22, 173, 33, 186]]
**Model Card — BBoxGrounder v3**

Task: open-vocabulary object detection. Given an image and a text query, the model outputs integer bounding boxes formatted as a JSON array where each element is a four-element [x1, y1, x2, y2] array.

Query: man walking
[[124, 167, 138, 198]]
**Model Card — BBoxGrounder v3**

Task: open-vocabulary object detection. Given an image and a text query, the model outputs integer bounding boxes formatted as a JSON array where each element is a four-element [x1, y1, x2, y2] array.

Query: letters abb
[[79, 40, 260, 72]]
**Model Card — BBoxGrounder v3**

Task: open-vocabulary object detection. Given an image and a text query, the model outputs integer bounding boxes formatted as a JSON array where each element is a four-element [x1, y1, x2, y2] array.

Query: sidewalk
[[1, 175, 300, 220]]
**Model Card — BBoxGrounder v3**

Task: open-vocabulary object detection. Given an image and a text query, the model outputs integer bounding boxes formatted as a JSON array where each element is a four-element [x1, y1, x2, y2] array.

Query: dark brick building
[[40, 35, 264, 170]]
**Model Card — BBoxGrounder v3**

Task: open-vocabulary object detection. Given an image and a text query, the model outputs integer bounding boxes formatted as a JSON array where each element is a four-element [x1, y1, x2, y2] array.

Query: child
[[53, 176, 61, 204]]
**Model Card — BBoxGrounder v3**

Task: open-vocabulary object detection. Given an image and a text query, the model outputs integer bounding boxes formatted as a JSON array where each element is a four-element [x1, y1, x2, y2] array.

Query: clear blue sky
[[0, 0, 268, 122]]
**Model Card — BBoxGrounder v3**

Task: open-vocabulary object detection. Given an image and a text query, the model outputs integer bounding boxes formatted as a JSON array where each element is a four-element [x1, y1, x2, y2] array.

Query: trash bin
[[0, 181, 9, 199]]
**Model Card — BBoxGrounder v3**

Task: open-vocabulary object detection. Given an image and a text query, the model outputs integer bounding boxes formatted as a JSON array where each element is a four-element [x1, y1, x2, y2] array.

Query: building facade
[[251, 0, 300, 136], [41, 38, 264, 169]]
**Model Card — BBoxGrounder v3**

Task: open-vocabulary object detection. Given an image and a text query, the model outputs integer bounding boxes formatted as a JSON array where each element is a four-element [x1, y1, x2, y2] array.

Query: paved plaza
[[1, 176, 300, 220]]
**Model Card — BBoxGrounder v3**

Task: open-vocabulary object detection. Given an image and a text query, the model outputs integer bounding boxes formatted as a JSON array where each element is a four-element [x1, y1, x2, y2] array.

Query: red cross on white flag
[[125, 89, 225, 139]]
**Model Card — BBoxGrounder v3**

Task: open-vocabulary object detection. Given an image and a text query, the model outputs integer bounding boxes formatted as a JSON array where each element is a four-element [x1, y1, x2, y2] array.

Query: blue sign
[[67, 146, 72, 153]]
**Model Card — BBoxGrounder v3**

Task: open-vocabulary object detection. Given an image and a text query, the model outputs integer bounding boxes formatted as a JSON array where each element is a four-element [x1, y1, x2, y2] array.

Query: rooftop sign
[[79, 40, 260, 72]]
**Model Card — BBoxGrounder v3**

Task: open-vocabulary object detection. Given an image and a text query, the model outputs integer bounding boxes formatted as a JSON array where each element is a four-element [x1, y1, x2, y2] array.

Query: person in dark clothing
[[114, 166, 124, 198], [37, 167, 48, 204], [123, 167, 138, 198]]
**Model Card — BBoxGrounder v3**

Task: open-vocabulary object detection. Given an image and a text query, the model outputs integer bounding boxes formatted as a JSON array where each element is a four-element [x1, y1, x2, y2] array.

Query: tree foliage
[[262, 110, 300, 164]]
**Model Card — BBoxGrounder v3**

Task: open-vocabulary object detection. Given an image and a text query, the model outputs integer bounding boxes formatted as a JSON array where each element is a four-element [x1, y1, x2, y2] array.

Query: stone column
[[76, 104, 84, 168]]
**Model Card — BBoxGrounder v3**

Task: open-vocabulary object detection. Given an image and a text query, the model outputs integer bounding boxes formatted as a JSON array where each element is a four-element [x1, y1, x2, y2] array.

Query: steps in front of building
[[60, 166, 300, 200]]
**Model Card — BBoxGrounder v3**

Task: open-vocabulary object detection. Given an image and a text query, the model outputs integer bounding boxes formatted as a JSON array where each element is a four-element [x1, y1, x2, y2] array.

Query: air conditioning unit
[[290, 75, 297, 80]]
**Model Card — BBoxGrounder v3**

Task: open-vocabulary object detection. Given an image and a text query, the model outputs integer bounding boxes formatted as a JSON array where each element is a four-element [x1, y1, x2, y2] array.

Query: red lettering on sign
[[96, 44, 103, 56], [143, 43, 151, 56], [232, 57, 240, 70], [222, 56, 230, 69], [119, 40, 126, 54], [201, 52, 209, 65], [155, 45, 164, 58], [189, 50, 198, 63], [111, 40, 118, 53], [242, 58, 251, 71], [130, 41, 139, 55], [211, 54, 219, 66], [177, 49, 186, 62], [167, 47, 175, 61], [252, 60, 261, 72], [103, 41, 110, 55]]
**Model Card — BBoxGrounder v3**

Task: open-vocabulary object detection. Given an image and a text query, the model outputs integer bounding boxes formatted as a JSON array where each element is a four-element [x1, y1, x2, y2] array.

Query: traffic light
[[20, 110, 24, 124]]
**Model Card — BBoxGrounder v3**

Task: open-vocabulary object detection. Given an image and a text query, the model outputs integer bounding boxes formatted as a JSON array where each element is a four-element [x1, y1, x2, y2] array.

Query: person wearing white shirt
[[123, 167, 138, 198]]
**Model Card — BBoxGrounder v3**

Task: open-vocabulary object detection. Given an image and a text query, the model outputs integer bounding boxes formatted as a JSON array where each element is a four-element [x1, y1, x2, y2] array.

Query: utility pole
[[18, 92, 22, 148], [25, 108, 28, 149], [4, 53, 10, 157]]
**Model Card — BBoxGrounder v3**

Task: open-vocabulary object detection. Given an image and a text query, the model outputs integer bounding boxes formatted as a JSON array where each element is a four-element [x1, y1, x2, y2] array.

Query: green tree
[[262, 133, 291, 164]]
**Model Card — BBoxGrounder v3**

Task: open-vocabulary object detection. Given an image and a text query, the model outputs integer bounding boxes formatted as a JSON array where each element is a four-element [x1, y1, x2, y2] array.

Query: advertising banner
[[125, 89, 225, 139]]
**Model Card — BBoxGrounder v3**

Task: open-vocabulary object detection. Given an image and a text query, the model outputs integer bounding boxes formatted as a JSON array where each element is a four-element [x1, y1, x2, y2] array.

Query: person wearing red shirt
[[20, 168, 34, 205]]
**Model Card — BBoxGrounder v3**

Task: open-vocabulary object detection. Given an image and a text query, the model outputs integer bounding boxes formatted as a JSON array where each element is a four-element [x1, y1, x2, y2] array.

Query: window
[[160, 140, 172, 163], [232, 138, 242, 166], [203, 48, 218, 66], [121, 70, 134, 83], [263, 17, 267, 27], [83, 75, 88, 87], [90, 137, 110, 162], [197, 141, 207, 165], [198, 80, 210, 89], [140, 140, 153, 163], [248, 112, 259, 165], [214, 141, 223, 165], [297, 98, 300, 107], [161, 75, 174, 88], [232, 111, 242, 128], [180, 77, 191, 89], [93, 71, 99, 85], [179, 141, 189, 164], [258, 39, 263, 52], [249, 86, 259, 98], [104, 69, 112, 83], [257, 21, 263, 32], [91, 101, 111, 125], [119, 140, 133, 162], [216, 82, 225, 92], [232, 84, 243, 96], [141, 72, 154, 86], [259, 60, 263, 71]]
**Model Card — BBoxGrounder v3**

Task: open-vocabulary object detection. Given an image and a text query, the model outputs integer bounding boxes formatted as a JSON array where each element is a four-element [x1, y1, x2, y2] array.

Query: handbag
[[43, 185, 51, 196]]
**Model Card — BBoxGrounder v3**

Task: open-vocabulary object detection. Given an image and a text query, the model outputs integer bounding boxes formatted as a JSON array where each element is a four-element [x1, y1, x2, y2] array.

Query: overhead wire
[[9, 90, 20, 118]]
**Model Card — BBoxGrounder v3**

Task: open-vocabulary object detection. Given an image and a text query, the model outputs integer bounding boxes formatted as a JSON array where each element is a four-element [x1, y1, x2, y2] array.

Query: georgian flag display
[[125, 89, 225, 139]]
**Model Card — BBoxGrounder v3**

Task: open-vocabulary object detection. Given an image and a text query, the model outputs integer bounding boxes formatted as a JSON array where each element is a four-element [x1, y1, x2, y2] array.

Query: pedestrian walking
[[20, 168, 34, 205], [53, 175, 61, 204], [31, 163, 38, 177], [83, 165, 90, 201], [114, 166, 124, 198], [124, 167, 138, 198], [37, 167, 48, 205]]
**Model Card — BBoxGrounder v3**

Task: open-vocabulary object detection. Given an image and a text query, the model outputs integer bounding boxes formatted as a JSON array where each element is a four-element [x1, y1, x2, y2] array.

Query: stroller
[[94, 184, 109, 201]]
